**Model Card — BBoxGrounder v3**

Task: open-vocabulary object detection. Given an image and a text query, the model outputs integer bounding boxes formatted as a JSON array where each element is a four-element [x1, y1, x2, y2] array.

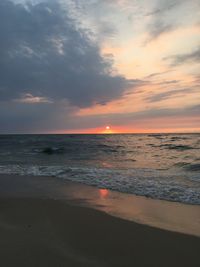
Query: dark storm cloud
[[163, 47, 200, 66], [0, 99, 76, 133], [0, 0, 134, 108]]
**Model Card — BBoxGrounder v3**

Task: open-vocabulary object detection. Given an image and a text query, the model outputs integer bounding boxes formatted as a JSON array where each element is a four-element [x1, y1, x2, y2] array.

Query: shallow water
[[0, 133, 200, 204], [1, 174, 200, 237]]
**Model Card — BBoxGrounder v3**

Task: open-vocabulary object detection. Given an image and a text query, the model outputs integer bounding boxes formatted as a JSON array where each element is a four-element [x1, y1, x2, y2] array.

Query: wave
[[147, 143, 195, 150], [0, 164, 199, 205], [160, 144, 194, 150], [148, 134, 164, 139], [32, 144, 126, 155], [41, 147, 65, 154], [173, 162, 200, 172], [184, 163, 200, 172], [174, 162, 190, 167]]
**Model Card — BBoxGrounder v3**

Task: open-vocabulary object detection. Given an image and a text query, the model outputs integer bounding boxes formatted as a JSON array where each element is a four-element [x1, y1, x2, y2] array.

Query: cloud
[[0, 91, 199, 133], [58, 0, 118, 44], [60, 104, 200, 132], [144, 0, 192, 42], [0, 0, 199, 133], [144, 0, 179, 42], [13, 93, 53, 104], [163, 47, 200, 66], [145, 0, 181, 16], [0, 0, 133, 108], [147, 21, 174, 41], [145, 88, 194, 103], [144, 71, 173, 79], [0, 99, 76, 133]]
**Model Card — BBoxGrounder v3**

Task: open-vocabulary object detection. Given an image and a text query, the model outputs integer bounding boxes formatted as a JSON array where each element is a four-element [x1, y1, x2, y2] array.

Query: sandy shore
[[0, 198, 200, 267], [0, 174, 200, 266], [0, 174, 200, 237]]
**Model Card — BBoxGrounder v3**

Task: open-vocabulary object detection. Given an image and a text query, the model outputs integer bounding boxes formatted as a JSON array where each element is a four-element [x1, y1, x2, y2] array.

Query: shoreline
[[0, 174, 200, 237], [0, 197, 200, 266], [0, 174, 200, 266]]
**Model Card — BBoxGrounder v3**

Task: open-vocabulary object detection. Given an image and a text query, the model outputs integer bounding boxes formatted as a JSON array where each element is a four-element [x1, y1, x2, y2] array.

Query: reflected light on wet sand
[[63, 182, 200, 237], [2, 175, 199, 237], [99, 188, 109, 198]]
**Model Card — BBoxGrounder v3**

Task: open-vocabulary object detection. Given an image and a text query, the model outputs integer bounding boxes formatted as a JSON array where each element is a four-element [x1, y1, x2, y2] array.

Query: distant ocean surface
[[0, 134, 200, 204]]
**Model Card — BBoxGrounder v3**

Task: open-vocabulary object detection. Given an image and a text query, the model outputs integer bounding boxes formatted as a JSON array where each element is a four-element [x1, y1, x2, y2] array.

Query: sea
[[0, 134, 199, 205]]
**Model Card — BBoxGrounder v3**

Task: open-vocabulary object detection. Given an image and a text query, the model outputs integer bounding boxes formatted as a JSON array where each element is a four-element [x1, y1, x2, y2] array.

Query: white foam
[[0, 164, 199, 205]]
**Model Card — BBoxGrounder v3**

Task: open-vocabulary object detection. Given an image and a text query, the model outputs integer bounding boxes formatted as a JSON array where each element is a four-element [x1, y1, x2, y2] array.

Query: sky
[[0, 0, 200, 133]]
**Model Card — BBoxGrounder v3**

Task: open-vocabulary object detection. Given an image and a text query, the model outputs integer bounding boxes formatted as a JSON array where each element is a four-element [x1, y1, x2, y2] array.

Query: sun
[[102, 125, 113, 134]]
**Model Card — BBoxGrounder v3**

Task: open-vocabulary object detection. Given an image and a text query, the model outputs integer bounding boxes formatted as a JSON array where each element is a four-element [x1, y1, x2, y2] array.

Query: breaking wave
[[0, 164, 199, 205]]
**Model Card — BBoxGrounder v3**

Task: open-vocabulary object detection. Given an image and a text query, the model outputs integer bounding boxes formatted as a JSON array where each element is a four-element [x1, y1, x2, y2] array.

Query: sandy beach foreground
[[0, 174, 200, 266], [0, 198, 200, 267]]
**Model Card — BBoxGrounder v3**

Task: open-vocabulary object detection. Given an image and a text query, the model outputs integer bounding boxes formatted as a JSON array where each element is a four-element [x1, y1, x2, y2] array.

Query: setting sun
[[102, 125, 113, 134], [0, 0, 200, 266]]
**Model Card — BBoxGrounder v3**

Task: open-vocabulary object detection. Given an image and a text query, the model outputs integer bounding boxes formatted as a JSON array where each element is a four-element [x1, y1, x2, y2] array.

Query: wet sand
[[0, 174, 200, 237], [0, 174, 200, 266]]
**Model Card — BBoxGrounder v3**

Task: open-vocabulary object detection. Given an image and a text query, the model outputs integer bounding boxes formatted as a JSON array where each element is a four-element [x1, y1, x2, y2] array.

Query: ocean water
[[0, 134, 199, 204]]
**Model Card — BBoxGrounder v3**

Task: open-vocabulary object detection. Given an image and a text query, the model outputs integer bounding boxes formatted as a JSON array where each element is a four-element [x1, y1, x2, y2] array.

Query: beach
[[0, 175, 200, 267], [1, 0, 200, 265]]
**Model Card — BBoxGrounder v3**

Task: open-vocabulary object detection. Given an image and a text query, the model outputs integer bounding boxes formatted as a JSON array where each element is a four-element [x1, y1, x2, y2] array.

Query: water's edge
[[0, 134, 199, 204], [0, 174, 200, 237]]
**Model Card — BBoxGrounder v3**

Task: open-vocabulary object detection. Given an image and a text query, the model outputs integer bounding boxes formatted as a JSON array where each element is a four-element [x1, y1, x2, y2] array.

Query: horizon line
[[0, 132, 199, 135]]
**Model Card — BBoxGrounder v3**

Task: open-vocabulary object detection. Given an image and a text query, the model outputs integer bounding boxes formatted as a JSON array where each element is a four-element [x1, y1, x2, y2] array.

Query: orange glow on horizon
[[46, 125, 200, 135], [46, 117, 200, 135]]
